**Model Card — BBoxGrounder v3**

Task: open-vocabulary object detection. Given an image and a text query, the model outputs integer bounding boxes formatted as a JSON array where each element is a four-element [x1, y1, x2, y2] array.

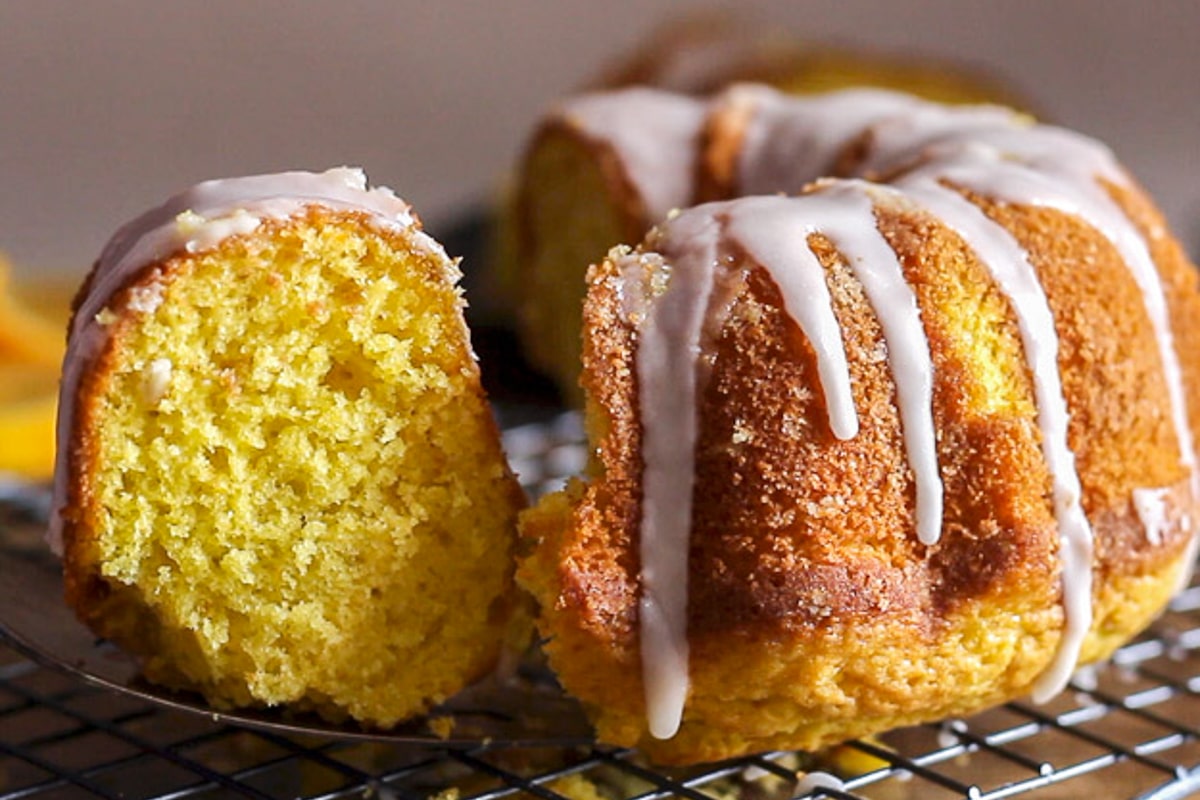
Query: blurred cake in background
[[492, 13, 1030, 402], [585, 11, 1027, 105]]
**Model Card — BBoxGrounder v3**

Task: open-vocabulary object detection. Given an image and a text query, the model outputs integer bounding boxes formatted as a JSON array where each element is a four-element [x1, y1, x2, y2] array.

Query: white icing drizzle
[[718, 196, 858, 441], [727, 85, 921, 196], [48, 168, 435, 554], [634, 185, 944, 737], [623, 209, 723, 740], [725, 188, 941, 544], [865, 115, 1198, 497], [710, 85, 1198, 701], [868, 115, 1198, 696], [890, 164, 1094, 702], [736, 87, 1194, 488], [728, 90, 1095, 594], [560, 89, 707, 223], [1133, 487, 1171, 547]]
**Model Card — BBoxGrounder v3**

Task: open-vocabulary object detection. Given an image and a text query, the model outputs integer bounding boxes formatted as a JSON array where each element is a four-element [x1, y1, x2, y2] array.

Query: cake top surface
[[96, 167, 417, 290]]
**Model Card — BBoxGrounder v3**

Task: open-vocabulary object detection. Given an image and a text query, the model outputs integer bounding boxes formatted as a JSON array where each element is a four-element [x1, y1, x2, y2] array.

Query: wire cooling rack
[[2, 410, 1199, 800]]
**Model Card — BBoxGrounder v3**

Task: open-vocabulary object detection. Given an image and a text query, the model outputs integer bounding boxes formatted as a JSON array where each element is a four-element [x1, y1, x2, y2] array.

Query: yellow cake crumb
[[66, 209, 525, 727]]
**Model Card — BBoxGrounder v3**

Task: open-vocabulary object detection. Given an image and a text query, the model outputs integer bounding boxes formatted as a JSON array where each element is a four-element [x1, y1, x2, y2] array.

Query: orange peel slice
[[0, 253, 70, 480]]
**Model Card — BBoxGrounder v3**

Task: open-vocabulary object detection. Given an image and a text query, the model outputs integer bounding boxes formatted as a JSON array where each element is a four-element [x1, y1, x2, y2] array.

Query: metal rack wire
[[3, 411, 1199, 800]]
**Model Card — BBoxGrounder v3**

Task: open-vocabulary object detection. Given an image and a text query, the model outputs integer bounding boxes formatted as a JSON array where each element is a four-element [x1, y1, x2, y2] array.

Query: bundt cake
[[49, 168, 526, 727], [512, 45, 1026, 401], [516, 86, 1200, 763]]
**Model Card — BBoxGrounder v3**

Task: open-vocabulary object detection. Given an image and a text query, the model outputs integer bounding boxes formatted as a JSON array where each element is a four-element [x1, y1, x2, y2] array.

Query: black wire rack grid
[[2, 411, 1199, 800]]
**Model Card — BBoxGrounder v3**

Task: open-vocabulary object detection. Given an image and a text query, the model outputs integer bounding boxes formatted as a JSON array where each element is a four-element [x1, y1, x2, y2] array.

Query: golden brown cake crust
[[518, 177, 1200, 762]]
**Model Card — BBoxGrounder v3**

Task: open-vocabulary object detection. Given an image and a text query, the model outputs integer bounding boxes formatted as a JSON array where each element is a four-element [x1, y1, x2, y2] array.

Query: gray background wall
[[1, 1, 1197, 276]]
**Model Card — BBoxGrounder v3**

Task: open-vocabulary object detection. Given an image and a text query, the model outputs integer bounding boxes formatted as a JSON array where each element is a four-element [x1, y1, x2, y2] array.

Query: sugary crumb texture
[[65, 211, 523, 726]]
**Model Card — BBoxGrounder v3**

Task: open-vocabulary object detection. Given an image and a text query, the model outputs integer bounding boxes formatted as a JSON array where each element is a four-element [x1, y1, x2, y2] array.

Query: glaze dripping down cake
[[50, 168, 526, 727], [516, 86, 1200, 764]]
